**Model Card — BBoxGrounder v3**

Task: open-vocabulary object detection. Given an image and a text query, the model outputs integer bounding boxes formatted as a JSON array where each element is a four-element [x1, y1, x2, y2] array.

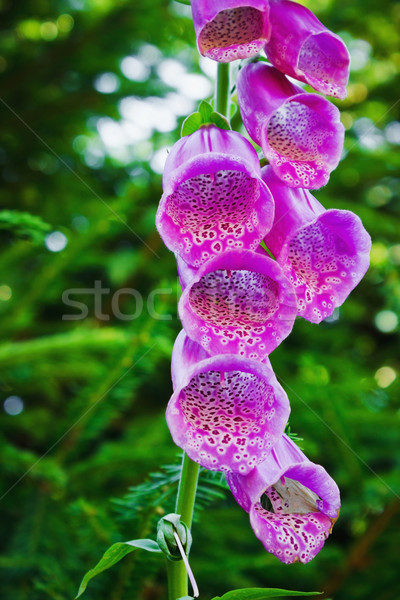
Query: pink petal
[[262, 167, 371, 323], [227, 434, 340, 563], [266, 0, 350, 99]]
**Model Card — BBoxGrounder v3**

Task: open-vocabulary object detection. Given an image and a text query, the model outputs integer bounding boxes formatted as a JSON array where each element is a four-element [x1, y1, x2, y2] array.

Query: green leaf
[[181, 112, 203, 137], [211, 589, 321, 600], [173, 0, 191, 4], [75, 539, 161, 598], [210, 111, 231, 130], [198, 100, 213, 122]]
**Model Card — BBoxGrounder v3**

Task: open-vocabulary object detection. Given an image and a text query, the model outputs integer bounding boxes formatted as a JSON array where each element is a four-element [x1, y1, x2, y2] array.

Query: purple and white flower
[[227, 434, 340, 563], [178, 249, 297, 361], [237, 62, 345, 189], [191, 0, 271, 62], [167, 331, 290, 474], [266, 0, 350, 99], [261, 167, 371, 323], [156, 125, 275, 267]]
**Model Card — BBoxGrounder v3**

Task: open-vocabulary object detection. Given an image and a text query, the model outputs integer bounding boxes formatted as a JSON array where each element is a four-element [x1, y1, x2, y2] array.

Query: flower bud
[[156, 513, 192, 561]]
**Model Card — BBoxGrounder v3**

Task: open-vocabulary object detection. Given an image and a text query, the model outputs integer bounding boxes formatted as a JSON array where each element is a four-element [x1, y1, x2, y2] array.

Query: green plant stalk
[[166, 61, 230, 600], [166, 453, 200, 600], [215, 63, 230, 116]]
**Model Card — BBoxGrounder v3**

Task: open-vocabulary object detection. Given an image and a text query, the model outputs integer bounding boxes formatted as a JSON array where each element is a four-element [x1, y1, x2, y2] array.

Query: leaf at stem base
[[75, 539, 161, 598]]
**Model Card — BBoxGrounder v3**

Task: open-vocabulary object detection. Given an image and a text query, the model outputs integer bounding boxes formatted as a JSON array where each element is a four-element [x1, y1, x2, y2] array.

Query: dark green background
[[1, 0, 399, 598]]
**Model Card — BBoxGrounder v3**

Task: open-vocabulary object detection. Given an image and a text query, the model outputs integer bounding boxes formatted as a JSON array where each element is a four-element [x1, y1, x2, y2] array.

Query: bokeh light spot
[[45, 231, 68, 252], [374, 310, 398, 333], [0, 285, 12, 301], [3, 396, 24, 416], [120, 56, 149, 81], [375, 366, 397, 388], [94, 72, 120, 94]]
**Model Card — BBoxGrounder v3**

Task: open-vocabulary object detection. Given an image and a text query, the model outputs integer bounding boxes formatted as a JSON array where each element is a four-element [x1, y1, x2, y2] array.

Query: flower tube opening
[[262, 167, 371, 323], [168, 168, 260, 237], [189, 269, 280, 324], [167, 335, 290, 474], [192, 0, 271, 62], [156, 126, 275, 267], [251, 465, 337, 564], [179, 251, 297, 361], [237, 63, 344, 189], [261, 93, 344, 189], [282, 209, 371, 323]]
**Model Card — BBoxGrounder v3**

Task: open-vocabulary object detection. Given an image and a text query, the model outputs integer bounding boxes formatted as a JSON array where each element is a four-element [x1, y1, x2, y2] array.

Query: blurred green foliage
[[0, 0, 399, 598]]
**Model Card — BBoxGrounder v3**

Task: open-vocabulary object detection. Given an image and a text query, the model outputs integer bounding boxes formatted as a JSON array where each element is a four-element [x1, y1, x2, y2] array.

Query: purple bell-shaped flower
[[167, 331, 290, 474], [265, 0, 350, 99], [227, 434, 340, 564], [177, 249, 297, 362], [156, 125, 275, 267], [237, 62, 344, 189], [261, 167, 371, 324], [191, 0, 271, 62]]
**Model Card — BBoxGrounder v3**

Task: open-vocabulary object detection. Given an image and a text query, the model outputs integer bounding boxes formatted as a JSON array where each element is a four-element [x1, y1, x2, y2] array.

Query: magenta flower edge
[[156, 125, 275, 267]]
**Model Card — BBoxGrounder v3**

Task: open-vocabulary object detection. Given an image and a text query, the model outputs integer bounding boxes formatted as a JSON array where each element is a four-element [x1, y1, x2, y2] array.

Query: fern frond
[[113, 454, 229, 525]]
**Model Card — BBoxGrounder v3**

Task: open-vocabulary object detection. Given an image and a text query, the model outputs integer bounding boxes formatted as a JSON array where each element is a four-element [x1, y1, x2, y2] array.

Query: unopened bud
[[156, 513, 192, 561]]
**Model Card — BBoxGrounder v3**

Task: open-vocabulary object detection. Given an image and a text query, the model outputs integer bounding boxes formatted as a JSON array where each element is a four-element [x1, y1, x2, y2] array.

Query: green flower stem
[[166, 453, 200, 600], [215, 63, 230, 117], [166, 61, 230, 600], [176, 452, 201, 529]]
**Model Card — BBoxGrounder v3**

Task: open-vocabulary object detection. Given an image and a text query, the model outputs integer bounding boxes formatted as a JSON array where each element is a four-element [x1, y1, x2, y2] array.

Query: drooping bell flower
[[261, 167, 371, 324], [265, 0, 350, 99], [191, 0, 271, 62], [226, 434, 340, 564], [167, 331, 290, 474], [178, 249, 297, 362], [237, 63, 344, 189], [156, 125, 275, 267]]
